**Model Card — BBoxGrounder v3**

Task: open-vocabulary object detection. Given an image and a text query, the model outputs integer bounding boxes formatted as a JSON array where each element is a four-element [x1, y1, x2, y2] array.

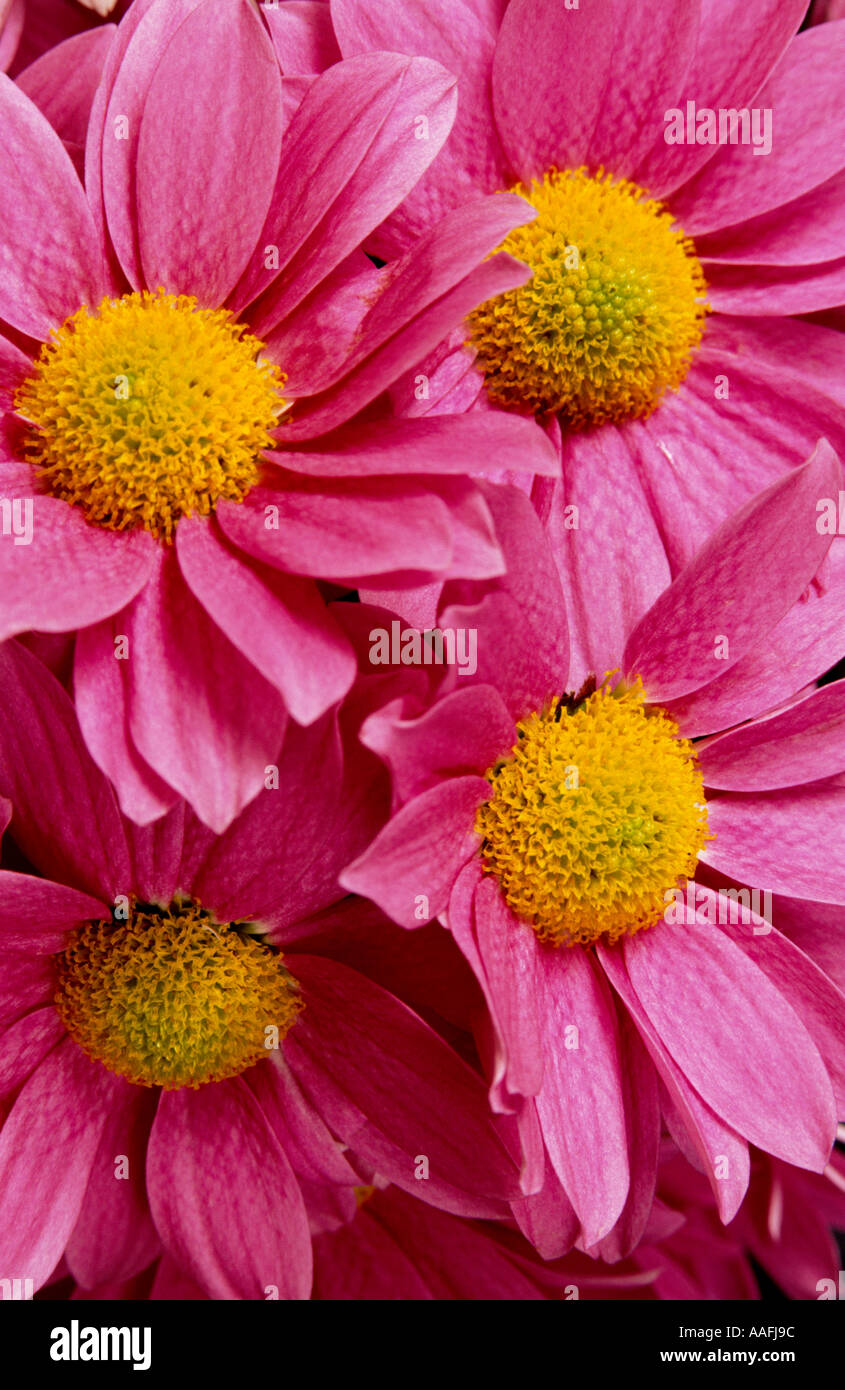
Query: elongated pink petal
[[0, 75, 106, 337], [266, 410, 559, 479], [598, 941, 751, 1221], [704, 256, 845, 315], [624, 441, 840, 701], [671, 24, 845, 234], [265, 1, 340, 75], [287, 953, 520, 1214], [0, 497, 157, 643], [0, 1007, 63, 1098], [218, 479, 453, 581], [231, 52, 457, 320], [0, 1040, 120, 1289], [534, 947, 629, 1247], [176, 515, 355, 725], [134, 0, 283, 304], [0, 641, 132, 900], [17, 26, 113, 160], [699, 678, 845, 789], [65, 1085, 159, 1288], [74, 613, 179, 826], [589, 1012, 660, 1262], [147, 1080, 312, 1300], [0, 871, 107, 951], [623, 912, 836, 1168], [341, 777, 487, 927], [703, 785, 845, 904], [361, 685, 516, 801], [124, 548, 288, 833]]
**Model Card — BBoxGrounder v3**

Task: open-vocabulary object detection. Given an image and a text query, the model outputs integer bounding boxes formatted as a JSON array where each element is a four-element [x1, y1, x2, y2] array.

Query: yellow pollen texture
[[54, 900, 303, 1089], [468, 168, 708, 427], [475, 679, 710, 947], [14, 290, 285, 541]]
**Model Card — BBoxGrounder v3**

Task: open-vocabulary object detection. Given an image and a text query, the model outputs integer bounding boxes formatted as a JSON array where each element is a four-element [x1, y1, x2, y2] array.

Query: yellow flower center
[[54, 900, 303, 1089], [14, 290, 286, 541], [467, 169, 707, 428], [475, 678, 710, 947]]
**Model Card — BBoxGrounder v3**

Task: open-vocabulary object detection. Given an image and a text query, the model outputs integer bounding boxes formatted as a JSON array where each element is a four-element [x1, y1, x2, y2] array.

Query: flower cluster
[[0, 0, 843, 1305]]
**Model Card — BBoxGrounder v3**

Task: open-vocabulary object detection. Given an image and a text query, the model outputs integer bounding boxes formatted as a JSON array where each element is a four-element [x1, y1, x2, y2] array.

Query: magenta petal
[[233, 52, 458, 323], [0, 1040, 120, 1289], [264, 1, 340, 75], [176, 516, 355, 725], [0, 1007, 63, 1099], [65, 1084, 160, 1288], [671, 24, 845, 235], [534, 947, 629, 1247], [0, 641, 132, 900], [0, 871, 107, 951], [699, 678, 845, 790], [360, 685, 516, 801], [704, 256, 845, 316], [147, 1080, 312, 1300], [266, 410, 559, 479], [341, 777, 487, 928], [287, 953, 520, 1214], [0, 75, 105, 338], [17, 26, 114, 159], [703, 785, 845, 904], [74, 614, 179, 826], [135, 0, 283, 305], [598, 942, 751, 1221], [124, 548, 288, 833], [623, 915, 836, 1169], [218, 479, 454, 581], [0, 498, 156, 643], [494, 0, 698, 187], [624, 440, 841, 702]]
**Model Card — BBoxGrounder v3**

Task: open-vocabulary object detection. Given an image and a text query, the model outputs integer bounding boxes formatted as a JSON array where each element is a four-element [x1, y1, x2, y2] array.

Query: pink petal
[[230, 52, 458, 322], [264, 1, 340, 75], [534, 947, 629, 1247], [623, 912, 836, 1169], [703, 785, 845, 905], [147, 1079, 312, 1300], [360, 685, 516, 801], [16, 26, 114, 160], [135, 0, 283, 304], [266, 410, 558, 479], [123, 547, 288, 833], [0, 871, 107, 952], [0, 641, 132, 900], [65, 1084, 160, 1288], [0, 497, 157, 643], [589, 1012, 660, 1262], [671, 24, 845, 234], [217, 479, 453, 581], [332, 0, 506, 249], [340, 777, 487, 927], [598, 941, 751, 1221], [0, 1007, 63, 1099], [74, 613, 179, 827], [176, 515, 355, 725], [699, 678, 845, 790], [0, 75, 106, 337], [695, 167, 845, 268], [704, 255, 845, 315], [0, 1040, 120, 1289], [624, 440, 840, 702], [287, 953, 520, 1214], [493, 0, 698, 188]]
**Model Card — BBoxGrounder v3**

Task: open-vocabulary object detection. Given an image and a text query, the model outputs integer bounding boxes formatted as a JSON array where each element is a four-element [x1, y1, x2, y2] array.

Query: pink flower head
[[295, 0, 845, 623], [344, 443, 845, 1254], [0, 640, 521, 1299], [0, 0, 557, 832]]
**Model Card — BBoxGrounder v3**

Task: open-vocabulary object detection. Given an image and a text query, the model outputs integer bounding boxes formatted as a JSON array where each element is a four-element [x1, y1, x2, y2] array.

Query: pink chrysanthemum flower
[[0, 0, 556, 832], [344, 443, 845, 1253], [0, 640, 521, 1300], [290, 0, 845, 637]]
